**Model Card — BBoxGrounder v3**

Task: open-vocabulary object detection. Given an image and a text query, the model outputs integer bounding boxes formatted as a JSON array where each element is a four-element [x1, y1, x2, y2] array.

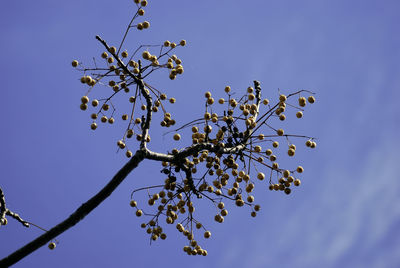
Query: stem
[[0, 149, 146, 267]]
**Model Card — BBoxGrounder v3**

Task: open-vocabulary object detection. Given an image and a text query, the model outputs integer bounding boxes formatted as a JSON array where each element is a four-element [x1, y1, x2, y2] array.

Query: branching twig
[[0, 187, 29, 228]]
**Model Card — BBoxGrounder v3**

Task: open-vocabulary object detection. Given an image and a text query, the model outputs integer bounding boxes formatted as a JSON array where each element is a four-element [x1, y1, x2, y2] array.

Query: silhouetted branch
[[0, 187, 29, 228], [0, 149, 146, 267]]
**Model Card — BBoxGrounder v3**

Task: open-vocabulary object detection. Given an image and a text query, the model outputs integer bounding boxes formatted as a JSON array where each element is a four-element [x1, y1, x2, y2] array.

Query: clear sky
[[1, 0, 399, 267]]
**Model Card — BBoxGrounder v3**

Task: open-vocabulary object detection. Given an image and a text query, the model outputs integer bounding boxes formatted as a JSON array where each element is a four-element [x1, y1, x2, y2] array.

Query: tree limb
[[0, 149, 146, 267]]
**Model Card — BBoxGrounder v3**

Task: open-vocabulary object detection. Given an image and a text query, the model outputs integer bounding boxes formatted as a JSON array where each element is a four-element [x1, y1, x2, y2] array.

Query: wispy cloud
[[219, 131, 400, 268]]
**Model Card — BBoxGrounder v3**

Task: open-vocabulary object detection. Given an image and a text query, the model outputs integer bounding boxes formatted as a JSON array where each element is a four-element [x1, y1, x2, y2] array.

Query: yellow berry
[[311, 141, 317, 148], [224, 86, 231, 93], [272, 162, 279, 169], [109, 46, 117, 54], [140, 0, 148, 7], [297, 166, 304, 173], [169, 98, 176, 103], [263, 99, 269, 105], [121, 51, 128, 58], [173, 133, 181, 141], [164, 40, 170, 47], [308, 96, 315, 103], [126, 150, 133, 158], [180, 39, 186, 46], [257, 172, 265, 180], [288, 149, 295, 156], [90, 123, 97, 130], [136, 209, 143, 217], [142, 51, 150, 60], [101, 52, 108, 58], [142, 21, 150, 29], [71, 60, 78, 67], [279, 94, 287, 102], [48, 242, 56, 250], [138, 9, 145, 16], [176, 65, 184, 74], [204, 231, 211, 238], [294, 179, 301, 186], [130, 200, 137, 207], [283, 170, 290, 178], [299, 97, 306, 107], [80, 103, 88, 111], [296, 111, 303, 118], [277, 129, 284, 136], [221, 209, 228, 216], [272, 141, 279, 148], [170, 42, 177, 48]]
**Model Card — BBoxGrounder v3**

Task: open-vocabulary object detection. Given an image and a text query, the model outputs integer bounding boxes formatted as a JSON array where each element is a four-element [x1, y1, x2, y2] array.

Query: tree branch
[[0, 187, 29, 228], [0, 149, 146, 267]]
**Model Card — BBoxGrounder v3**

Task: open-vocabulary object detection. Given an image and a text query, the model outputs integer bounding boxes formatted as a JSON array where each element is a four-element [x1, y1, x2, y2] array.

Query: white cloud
[[218, 129, 400, 268]]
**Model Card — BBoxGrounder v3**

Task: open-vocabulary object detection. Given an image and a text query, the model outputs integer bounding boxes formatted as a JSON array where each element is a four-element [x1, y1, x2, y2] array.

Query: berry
[[48, 242, 56, 250], [173, 133, 181, 141]]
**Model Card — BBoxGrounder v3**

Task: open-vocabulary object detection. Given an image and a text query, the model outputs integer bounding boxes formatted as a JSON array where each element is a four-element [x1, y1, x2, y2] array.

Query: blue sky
[[1, 0, 399, 267]]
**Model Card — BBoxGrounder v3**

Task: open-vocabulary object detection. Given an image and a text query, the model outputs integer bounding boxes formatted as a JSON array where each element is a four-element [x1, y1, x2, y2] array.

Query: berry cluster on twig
[[71, 0, 316, 256]]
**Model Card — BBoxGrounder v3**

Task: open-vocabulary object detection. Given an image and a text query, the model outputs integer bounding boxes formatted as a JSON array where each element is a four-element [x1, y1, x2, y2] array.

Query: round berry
[[277, 129, 284, 136], [296, 111, 303, 118], [173, 133, 181, 141], [204, 231, 211, 238], [48, 242, 56, 250]]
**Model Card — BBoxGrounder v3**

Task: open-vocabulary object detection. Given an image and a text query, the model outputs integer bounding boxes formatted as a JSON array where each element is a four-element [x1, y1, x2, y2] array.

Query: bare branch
[[0, 187, 29, 228], [0, 149, 146, 267]]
